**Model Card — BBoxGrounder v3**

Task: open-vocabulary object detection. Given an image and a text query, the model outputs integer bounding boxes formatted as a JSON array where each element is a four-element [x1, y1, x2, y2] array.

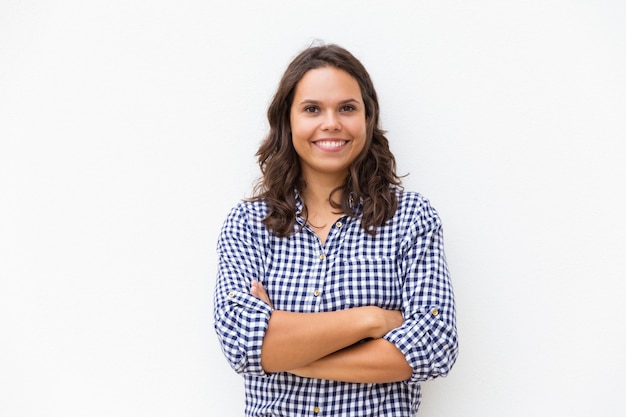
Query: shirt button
[[314, 406, 320, 413], [335, 221, 342, 228], [228, 291, 235, 298], [432, 309, 439, 316], [313, 290, 320, 297], [319, 254, 325, 260]]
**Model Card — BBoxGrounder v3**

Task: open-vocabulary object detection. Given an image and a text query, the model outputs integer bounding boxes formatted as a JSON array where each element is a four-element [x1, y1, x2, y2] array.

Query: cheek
[[290, 116, 314, 137], [354, 121, 369, 153], [351, 118, 368, 140], [290, 128, 308, 146]]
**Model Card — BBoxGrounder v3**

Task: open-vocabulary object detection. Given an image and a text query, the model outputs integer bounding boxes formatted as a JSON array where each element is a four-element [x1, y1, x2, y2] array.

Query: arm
[[288, 338, 413, 383], [251, 281, 404, 373], [381, 197, 459, 384]]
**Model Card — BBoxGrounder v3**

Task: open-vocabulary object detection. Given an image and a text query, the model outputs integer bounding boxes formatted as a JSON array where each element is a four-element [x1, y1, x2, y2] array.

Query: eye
[[304, 106, 319, 113], [340, 105, 356, 112]]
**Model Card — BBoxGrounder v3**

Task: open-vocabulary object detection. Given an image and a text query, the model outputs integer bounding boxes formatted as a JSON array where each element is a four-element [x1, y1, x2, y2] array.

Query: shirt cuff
[[383, 305, 458, 384], [217, 289, 274, 377]]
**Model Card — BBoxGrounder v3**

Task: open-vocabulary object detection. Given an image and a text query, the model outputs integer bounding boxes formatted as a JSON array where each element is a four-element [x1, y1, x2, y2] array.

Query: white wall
[[1, 1, 625, 416]]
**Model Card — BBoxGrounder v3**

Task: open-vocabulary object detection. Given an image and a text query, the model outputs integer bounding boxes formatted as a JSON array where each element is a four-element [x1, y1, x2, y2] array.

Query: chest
[[262, 219, 404, 312]]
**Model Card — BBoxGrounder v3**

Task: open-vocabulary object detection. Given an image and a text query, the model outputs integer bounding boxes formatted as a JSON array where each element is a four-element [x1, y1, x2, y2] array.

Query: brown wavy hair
[[251, 43, 403, 237]]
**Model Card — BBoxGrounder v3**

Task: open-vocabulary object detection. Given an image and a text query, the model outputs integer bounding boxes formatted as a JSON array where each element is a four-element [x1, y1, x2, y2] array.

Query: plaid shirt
[[214, 189, 458, 416]]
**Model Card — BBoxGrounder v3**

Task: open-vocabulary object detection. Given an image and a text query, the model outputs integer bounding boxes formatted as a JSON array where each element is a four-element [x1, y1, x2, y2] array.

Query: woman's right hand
[[367, 307, 404, 339]]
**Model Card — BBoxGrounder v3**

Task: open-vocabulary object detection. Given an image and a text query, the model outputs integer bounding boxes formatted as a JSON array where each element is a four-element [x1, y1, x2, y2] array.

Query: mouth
[[312, 139, 348, 151]]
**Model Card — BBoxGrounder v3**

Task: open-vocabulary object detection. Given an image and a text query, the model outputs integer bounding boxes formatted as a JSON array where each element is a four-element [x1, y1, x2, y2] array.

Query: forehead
[[293, 67, 362, 100]]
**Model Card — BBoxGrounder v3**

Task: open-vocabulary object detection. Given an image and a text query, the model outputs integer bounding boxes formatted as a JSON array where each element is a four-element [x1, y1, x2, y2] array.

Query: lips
[[313, 139, 348, 151]]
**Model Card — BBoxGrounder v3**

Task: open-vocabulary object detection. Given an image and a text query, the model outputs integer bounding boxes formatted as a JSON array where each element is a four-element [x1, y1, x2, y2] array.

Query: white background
[[1, 1, 625, 416]]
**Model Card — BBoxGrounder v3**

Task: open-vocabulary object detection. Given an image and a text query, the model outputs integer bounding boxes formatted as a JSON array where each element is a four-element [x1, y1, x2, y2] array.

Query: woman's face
[[290, 66, 367, 183]]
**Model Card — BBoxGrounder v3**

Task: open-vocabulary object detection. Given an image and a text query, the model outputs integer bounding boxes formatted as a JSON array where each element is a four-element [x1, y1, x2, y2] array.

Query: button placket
[[311, 244, 328, 312]]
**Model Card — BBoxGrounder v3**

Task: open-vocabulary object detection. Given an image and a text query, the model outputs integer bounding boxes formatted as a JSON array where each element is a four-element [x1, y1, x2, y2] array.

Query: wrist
[[359, 306, 386, 339]]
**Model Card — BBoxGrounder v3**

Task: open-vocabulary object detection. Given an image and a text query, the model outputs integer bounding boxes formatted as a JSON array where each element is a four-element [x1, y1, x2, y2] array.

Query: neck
[[301, 172, 346, 209]]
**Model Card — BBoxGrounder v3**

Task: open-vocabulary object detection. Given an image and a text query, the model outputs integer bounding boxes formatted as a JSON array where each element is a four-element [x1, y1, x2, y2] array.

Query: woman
[[214, 43, 458, 416]]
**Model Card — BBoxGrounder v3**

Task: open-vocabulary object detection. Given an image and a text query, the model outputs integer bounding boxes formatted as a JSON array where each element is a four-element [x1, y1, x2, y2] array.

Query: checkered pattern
[[214, 190, 458, 416]]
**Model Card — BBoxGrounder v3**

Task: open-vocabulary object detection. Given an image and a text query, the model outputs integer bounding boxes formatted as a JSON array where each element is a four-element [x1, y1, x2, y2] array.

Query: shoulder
[[219, 198, 269, 236], [393, 189, 442, 231], [226, 198, 268, 220]]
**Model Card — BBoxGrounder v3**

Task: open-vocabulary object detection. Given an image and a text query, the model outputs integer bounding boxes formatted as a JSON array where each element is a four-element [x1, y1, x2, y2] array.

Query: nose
[[321, 111, 341, 131]]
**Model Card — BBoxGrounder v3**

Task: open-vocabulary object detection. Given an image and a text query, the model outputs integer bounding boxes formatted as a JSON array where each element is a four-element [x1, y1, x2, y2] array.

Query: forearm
[[289, 338, 413, 383], [261, 307, 388, 372]]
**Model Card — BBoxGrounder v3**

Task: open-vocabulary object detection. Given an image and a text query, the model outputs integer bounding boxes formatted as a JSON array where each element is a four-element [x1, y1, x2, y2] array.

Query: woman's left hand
[[251, 280, 274, 310]]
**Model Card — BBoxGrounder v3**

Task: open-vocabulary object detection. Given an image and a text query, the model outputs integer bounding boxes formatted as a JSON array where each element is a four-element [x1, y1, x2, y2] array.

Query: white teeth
[[316, 140, 346, 148]]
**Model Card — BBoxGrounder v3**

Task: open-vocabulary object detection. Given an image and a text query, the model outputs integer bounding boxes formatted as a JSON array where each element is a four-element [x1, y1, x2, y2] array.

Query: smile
[[313, 140, 348, 150]]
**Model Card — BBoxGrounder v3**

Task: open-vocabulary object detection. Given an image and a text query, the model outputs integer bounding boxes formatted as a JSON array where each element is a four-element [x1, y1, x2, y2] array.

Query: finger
[[251, 280, 274, 309], [255, 282, 271, 305], [251, 280, 260, 296]]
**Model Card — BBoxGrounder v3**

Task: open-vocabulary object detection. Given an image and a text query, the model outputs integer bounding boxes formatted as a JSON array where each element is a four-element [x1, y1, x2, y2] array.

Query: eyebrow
[[297, 98, 362, 106]]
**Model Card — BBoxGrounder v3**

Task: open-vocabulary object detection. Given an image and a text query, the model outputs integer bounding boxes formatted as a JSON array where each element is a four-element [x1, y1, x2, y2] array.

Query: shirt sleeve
[[213, 203, 273, 377], [382, 197, 459, 385]]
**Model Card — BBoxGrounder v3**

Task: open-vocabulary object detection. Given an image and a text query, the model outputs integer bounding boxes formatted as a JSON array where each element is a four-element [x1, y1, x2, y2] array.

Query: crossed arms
[[250, 280, 413, 383]]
